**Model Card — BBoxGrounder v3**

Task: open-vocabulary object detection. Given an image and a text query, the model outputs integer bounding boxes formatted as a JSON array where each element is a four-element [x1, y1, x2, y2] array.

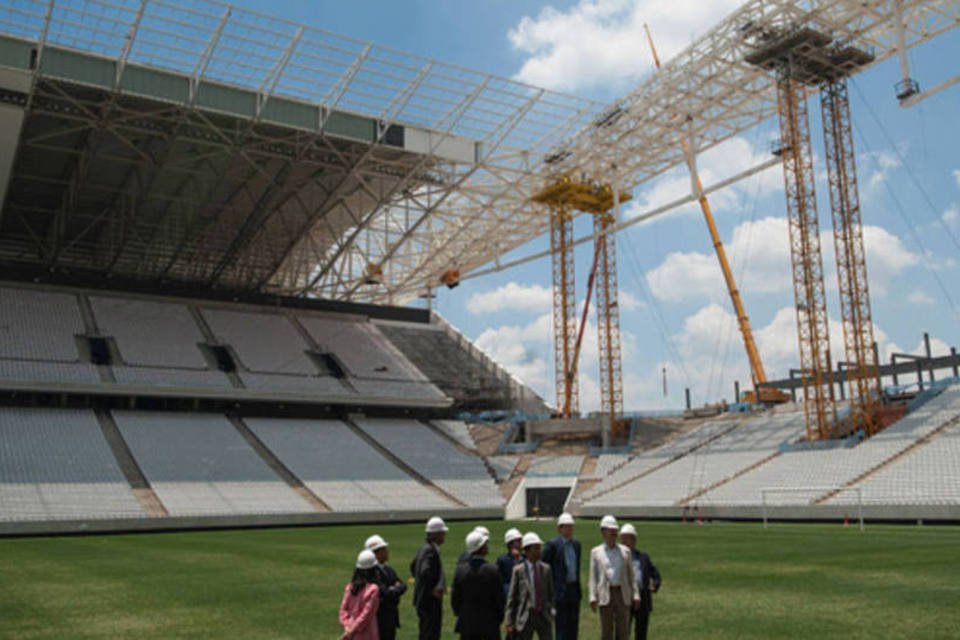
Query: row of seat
[[0, 407, 501, 521], [0, 285, 444, 403]]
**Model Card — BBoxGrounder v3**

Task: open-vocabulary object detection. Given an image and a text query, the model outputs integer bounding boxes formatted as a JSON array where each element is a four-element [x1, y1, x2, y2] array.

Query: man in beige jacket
[[588, 515, 640, 640]]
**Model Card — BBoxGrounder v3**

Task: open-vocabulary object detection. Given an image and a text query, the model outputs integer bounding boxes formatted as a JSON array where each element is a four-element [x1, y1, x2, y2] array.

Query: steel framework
[[0, 0, 956, 305], [776, 72, 837, 440], [594, 210, 624, 437], [549, 206, 578, 417], [821, 79, 882, 435]]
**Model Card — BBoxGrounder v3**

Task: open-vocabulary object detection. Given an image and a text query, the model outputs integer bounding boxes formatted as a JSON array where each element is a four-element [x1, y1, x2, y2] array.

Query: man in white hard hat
[[459, 525, 492, 565], [542, 512, 582, 640], [505, 532, 555, 640], [451, 529, 504, 640], [588, 515, 640, 640], [365, 534, 407, 640], [410, 516, 448, 640], [497, 527, 525, 599], [619, 524, 661, 640]]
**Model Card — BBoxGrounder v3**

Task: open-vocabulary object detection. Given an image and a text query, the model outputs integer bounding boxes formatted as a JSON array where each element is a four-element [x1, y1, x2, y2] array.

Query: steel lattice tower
[[820, 80, 882, 435], [776, 71, 838, 440], [550, 206, 578, 417], [594, 212, 624, 437]]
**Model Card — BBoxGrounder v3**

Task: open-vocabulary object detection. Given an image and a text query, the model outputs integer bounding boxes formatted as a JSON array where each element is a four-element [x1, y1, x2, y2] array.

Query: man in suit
[[619, 524, 661, 640], [588, 515, 640, 640], [411, 516, 448, 640], [542, 512, 582, 640], [497, 528, 525, 599], [452, 529, 504, 640], [505, 532, 555, 640], [366, 534, 407, 640]]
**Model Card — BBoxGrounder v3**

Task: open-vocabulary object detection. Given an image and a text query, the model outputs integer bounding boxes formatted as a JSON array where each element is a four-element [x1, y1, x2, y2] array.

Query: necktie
[[533, 563, 541, 612]]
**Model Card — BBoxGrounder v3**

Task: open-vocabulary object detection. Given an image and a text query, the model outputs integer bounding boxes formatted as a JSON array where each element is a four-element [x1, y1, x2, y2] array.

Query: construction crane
[[745, 26, 882, 440], [533, 177, 631, 440], [643, 24, 789, 407]]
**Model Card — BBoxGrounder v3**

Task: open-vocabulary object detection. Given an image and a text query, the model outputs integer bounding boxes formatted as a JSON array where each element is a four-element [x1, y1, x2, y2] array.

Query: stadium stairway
[[228, 416, 331, 512], [94, 410, 168, 517], [421, 420, 500, 484], [340, 416, 468, 508]]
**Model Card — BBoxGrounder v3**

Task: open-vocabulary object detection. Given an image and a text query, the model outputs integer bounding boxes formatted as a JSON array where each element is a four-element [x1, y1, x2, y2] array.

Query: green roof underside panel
[[120, 66, 189, 103], [0, 37, 32, 70], [41, 48, 114, 88], [262, 98, 319, 132], [196, 82, 257, 118], [324, 110, 376, 142]]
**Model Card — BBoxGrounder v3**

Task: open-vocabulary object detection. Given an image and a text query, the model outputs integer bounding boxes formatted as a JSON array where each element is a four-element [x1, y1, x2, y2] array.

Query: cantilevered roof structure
[[0, 0, 957, 304]]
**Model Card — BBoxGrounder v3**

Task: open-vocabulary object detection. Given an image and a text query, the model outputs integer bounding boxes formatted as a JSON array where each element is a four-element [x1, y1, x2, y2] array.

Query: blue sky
[[237, 0, 960, 412]]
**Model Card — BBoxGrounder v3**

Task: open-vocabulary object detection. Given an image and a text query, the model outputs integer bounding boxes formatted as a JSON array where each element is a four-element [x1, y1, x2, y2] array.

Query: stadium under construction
[[1, 0, 960, 537]]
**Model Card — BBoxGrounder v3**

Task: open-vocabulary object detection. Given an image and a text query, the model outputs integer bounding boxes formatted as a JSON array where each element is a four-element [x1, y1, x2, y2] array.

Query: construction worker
[[588, 515, 640, 640], [618, 524, 661, 640], [365, 534, 407, 640], [497, 528, 525, 598], [451, 529, 504, 640], [411, 516, 448, 640], [505, 532, 555, 640], [542, 513, 582, 640]]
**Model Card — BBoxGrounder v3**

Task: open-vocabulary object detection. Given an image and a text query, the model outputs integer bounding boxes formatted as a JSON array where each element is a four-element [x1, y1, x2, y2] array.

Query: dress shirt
[[603, 544, 624, 586]]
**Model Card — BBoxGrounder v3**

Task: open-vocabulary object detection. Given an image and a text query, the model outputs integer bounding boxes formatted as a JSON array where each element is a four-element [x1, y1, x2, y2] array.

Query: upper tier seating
[[113, 411, 314, 516], [0, 287, 86, 362], [0, 407, 144, 521], [353, 418, 503, 507], [90, 296, 208, 368], [202, 309, 317, 375], [244, 418, 454, 512]]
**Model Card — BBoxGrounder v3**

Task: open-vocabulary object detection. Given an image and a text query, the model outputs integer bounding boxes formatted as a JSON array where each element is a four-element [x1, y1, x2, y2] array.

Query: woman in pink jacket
[[339, 549, 381, 640]]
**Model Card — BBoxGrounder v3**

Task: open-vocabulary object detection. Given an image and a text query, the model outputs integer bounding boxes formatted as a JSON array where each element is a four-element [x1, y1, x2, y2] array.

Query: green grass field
[[1, 520, 958, 639]]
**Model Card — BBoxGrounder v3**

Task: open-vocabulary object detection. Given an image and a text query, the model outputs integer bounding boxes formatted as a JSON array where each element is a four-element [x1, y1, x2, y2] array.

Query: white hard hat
[[557, 512, 575, 526], [522, 532, 544, 548], [365, 534, 388, 551], [356, 549, 378, 570], [504, 527, 523, 544], [600, 514, 619, 530], [425, 516, 449, 533], [465, 529, 489, 554], [619, 523, 637, 538], [473, 526, 491, 537]]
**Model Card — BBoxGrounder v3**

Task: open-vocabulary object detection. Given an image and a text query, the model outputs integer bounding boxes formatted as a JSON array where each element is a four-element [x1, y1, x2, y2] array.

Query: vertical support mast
[[821, 80, 881, 435], [595, 205, 624, 440], [776, 70, 837, 440], [550, 205, 578, 417]]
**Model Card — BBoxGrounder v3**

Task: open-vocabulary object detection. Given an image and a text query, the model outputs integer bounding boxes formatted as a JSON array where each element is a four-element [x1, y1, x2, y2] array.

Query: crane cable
[[849, 80, 960, 323]]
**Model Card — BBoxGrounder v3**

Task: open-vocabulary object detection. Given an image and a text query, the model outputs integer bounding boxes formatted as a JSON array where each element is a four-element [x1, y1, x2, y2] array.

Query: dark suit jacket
[[505, 560, 555, 632], [542, 536, 582, 603], [376, 562, 407, 631], [451, 555, 504, 637], [410, 542, 443, 609], [496, 552, 523, 598], [629, 548, 662, 613]]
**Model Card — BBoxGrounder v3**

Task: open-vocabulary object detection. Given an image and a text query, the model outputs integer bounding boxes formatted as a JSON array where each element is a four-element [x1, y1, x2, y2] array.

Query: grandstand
[[0, 0, 958, 539]]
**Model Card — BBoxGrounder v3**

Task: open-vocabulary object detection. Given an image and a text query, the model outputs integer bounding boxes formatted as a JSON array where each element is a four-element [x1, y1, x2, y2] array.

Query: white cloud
[[907, 290, 935, 305], [465, 282, 552, 315], [954, 169, 960, 188], [644, 216, 920, 302], [509, 0, 742, 92], [626, 135, 782, 220], [861, 150, 901, 197], [943, 206, 959, 230]]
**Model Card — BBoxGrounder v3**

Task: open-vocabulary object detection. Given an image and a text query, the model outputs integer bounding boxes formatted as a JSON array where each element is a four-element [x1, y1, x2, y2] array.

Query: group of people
[[338, 512, 661, 640]]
